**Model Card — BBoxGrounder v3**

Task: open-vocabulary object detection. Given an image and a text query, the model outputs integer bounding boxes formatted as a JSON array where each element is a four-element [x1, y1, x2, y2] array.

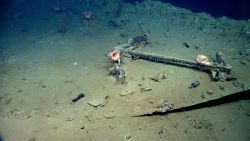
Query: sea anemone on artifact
[[83, 11, 92, 19], [108, 50, 121, 61], [196, 54, 211, 65]]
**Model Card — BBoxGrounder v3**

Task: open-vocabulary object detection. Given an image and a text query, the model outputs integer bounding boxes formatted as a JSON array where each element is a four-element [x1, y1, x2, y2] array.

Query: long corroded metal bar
[[127, 50, 232, 73]]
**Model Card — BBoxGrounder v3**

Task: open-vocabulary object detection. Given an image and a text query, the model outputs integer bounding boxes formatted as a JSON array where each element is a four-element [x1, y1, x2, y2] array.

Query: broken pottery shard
[[119, 90, 135, 96], [206, 88, 213, 94], [103, 113, 115, 119], [87, 99, 103, 107], [88, 100, 101, 107], [87, 96, 111, 107]]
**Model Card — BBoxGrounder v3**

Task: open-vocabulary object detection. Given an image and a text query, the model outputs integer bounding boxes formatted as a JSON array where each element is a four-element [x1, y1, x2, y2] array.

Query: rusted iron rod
[[127, 50, 232, 73]]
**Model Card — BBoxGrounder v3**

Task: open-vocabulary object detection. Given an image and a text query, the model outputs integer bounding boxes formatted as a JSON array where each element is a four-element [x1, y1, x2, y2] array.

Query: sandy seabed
[[0, 0, 250, 141]]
